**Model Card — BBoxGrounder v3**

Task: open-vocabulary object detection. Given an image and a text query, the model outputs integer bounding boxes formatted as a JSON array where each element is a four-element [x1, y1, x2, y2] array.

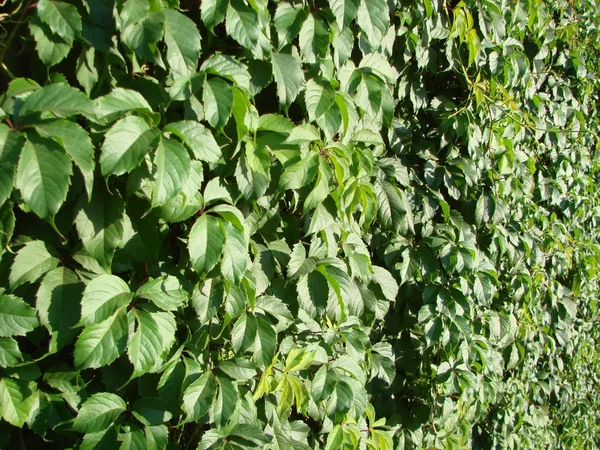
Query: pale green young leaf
[[164, 9, 201, 79], [72, 392, 127, 434], [164, 120, 222, 163], [73, 307, 128, 369], [0, 124, 23, 207], [203, 77, 233, 130], [324, 425, 345, 450], [182, 372, 217, 423], [135, 275, 188, 311], [36, 267, 84, 351], [188, 214, 226, 276], [100, 115, 160, 177], [9, 240, 59, 290], [37, 0, 82, 43], [0, 295, 39, 337], [16, 135, 72, 220], [0, 378, 37, 427], [152, 138, 191, 207], [79, 274, 132, 326], [19, 83, 93, 118], [271, 52, 303, 107]]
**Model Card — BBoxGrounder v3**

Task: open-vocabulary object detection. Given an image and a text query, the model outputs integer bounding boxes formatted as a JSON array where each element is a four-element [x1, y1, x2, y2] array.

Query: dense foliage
[[0, 0, 599, 448]]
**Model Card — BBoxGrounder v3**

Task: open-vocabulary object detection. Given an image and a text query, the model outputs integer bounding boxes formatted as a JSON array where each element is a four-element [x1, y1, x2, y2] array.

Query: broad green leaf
[[279, 153, 319, 191], [299, 14, 329, 64], [192, 277, 225, 325], [324, 425, 345, 450], [9, 240, 59, 290], [359, 53, 399, 84], [0, 125, 23, 207], [201, 54, 252, 91], [297, 271, 329, 317], [0, 337, 23, 367], [213, 375, 237, 427], [100, 116, 160, 177], [217, 359, 258, 381], [163, 9, 201, 79], [182, 372, 217, 423], [228, 424, 269, 448], [36, 267, 84, 351], [128, 308, 177, 377], [253, 315, 276, 367], [74, 307, 128, 369], [145, 424, 169, 449], [19, 83, 93, 118], [258, 114, 295, 133], [188, 214, 226, 277], [73, 392, 127, 434], [305, 79, 336, 122], [135, 275, 188, 310], [0, 203, 15, 251], [203, 77, 233, 130], [34, 120, 95, 200], [94, 88, 154, 124], [157, 160, 204, 223], [221, 222, 248, 284], [271, 52, 303, 107], [0, 378, 37, 427], [132, 397, 173, 426], [285, 124, 321, 144], [119, 424, 147, 450], [29, 18, 71, 67], [79, 274, 132, 326], [74, 189, 125, 271], [165, 121, 222, 163], [120, 0, 165, 61], [325, 379, 353, 421], [37, 0, 82, 43], [328, 0, 359, 29], [0, 294, 39, 337], [16, 134, 72, 220], [356, 0, 389, 47], [226, 0, 260, 55], [80, 427, 118, 450], [274, 3, 307, 49], [152, 138, 191, 207], [311, 365, 336, 402], [201, 0, 229, 31], [231, 313, 258, 354], [285, 348, 315, 372]]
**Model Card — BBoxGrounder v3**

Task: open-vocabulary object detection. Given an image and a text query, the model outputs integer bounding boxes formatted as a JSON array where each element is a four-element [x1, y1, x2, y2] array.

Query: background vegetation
[[0, 0, 599, 448]]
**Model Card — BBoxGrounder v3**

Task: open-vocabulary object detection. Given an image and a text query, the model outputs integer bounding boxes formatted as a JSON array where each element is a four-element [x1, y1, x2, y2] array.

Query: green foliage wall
[[0, 0, 599, 448]]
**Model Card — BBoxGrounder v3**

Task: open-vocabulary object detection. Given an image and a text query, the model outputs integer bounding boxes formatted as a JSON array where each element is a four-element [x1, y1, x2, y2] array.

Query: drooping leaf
[[213, 374, 237, 427], [253, 315, 277, 367], [356, 0, 389, 47], [201, 0, 229, 31], [328, 0, 359, 29], [299, 13, 330, 64]]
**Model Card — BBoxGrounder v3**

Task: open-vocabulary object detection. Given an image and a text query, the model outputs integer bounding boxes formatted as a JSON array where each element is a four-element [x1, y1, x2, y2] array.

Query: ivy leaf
[[16, 134, 72, 220], [163, 9, 201, 79], [271, 52, 303, 107], [79, 274, 133, 327], [203, 77, 233, 130], [9, 240, 59, 290], [152, 138, 191, 207], [213, 374, 237, 428], [128, 307, 177, 377], [135, 275, 188, 311], [0, 294, 39, 337], [182, 372, 217, 423], [73, 392, 127, 434], [0, 378, 37, 427], [356, 0, 389, 47], [0, 124, 23, 207], [73, 307, 128, 369], [100, 116, 160, 177], [34, 119, 95, 200], [328, 0, 359, 29], [37, 0, 82, 43], [164, 121, 222, 163], [36, 267, 83, 351], [188, 214, 226, 277], [19, 83, 93, 118], [228, 424, 269, 448], [201, 0, 229, 32]]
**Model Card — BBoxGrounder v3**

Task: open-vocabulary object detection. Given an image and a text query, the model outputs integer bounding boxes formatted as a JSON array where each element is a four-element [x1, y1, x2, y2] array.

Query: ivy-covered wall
[[0, 0, 599, 448]]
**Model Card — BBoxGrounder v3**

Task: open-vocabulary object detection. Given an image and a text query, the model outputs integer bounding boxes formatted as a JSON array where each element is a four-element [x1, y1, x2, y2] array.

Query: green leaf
[[182, 371, 217, 423], [135, 275, 188, 311], [213, 375, 237, 427], [253, 315, 276, 367], [188, 214, 226, 277], [324, 425, 345, 450], [311, 365, 336, 402], [0, 378, 37, 427], [0, 294, 39, 337], [271, 52, 303, 107], [120, 0, 165, 61], [356, 0, 389, 46], [36, 267, 84, 351], [19, 83, 93, 118], [100, 116, 160, 177], [74, 307, 128, 369], [9, 240, 59, 290], [274, 3, 307, 49], [163, 9, 201, 79], [326, 379, 353, 422], [299, 14, 329, 64], [80, 427, 118, 450], [34, 120, 95, 200], [75, 189, 125, 272], [0, 337, 23, 367], [228, 424, 269, 447], [128, 308, 177, 377], [201, 0, 229, 31], [201, 54, 252, 91], [328, 0, 359, 29], [157, 160, 204, 223], [221, 222, 248, 284], [231, 313, 257, 354], [0, 203, 15, 251], [29, 18, 71, 67], [16, 134, 72, 220], [73, 392, 127, 434], [0, 125, 23, 207], [93, 88, 154, 124], [279, 153, 319, 191], [371, 266, 398, 302], [152, 138, 191, 207], [226, 0, 260, 55], [132, 397, 173, 426], [165, 121, 222, 163], [285, 348, 315, 372], [37, 0, 82, 43], [79, 274, 132, 326], [203, 77, 233, 130], [305, 79, 336, 122]]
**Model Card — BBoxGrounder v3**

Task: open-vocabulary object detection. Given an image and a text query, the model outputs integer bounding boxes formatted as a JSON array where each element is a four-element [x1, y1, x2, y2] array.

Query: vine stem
[[0, 0, 34, 71]]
